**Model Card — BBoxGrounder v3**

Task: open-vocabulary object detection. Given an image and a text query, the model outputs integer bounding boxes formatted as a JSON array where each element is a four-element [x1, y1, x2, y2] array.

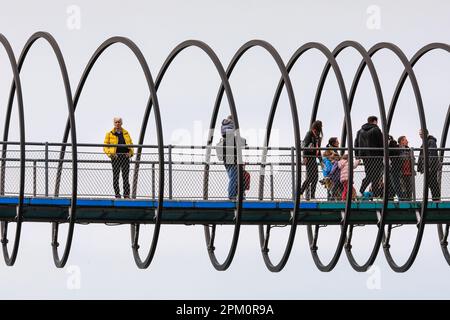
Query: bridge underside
[[0, 197, 450, 225]]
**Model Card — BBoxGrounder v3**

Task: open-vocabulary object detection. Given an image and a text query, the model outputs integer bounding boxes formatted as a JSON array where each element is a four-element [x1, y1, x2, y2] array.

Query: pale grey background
[[0, 0, 449, 299]]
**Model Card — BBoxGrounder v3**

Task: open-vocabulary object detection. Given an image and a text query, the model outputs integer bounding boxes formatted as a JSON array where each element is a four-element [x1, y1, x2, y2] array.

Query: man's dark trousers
[[112, 153, 130, 197]]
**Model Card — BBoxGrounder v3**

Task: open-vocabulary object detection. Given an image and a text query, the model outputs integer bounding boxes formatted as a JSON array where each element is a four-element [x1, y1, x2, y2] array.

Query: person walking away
[[220, 115, 246, 200], [104, 117, 134, 198], [300, 120, 323, 200], [417, 129, 441, 201], [355, 116, 384, 198]]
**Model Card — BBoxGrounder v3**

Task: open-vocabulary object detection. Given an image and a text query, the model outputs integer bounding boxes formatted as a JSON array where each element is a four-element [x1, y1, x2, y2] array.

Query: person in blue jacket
[[321, 139, 341, 200]]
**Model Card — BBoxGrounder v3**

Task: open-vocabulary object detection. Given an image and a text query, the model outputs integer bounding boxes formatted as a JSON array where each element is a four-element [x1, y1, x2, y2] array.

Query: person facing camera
[[103, 117, 134, 199]]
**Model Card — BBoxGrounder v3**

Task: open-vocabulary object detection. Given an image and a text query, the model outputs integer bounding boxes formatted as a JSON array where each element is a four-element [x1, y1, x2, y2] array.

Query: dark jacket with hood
[[302, 130, 322, 160], [417, 135, 440, 173], [388, 138, 402, 172], [354, 123, 383, 157]]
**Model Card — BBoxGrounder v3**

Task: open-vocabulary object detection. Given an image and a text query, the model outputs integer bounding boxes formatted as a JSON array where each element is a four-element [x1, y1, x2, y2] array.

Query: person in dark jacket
[[417, 129, 441, 201], [388, 135, 402, 200], [355, 116, 384, 197], [327, 137, 340, 154], [398, 136, 414, 200], [300, 120, 323, 200]]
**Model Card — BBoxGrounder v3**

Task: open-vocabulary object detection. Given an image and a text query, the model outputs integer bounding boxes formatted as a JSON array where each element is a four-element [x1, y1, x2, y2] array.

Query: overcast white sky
[[0, 0, 449, 299]]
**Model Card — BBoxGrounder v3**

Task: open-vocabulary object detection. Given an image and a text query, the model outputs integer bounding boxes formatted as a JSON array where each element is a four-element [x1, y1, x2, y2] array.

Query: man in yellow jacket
[[104, 117, 134, 198]]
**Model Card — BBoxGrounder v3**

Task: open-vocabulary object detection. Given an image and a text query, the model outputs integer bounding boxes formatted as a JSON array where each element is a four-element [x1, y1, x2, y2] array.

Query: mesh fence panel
[[0, 143, 447, 202]]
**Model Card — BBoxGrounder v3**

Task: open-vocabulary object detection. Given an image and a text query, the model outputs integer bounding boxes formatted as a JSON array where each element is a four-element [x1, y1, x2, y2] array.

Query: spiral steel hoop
[[0, 34, 25, 266], [137, 40, 243, 271], [294, 43, 353, 273], [205, 40, 301, 272], [0, 31, 448, 271], [68, 37, 163, 269], [439, 104, 450, 265], [330, 41, 389, 272], [385, 43, 450, 268]]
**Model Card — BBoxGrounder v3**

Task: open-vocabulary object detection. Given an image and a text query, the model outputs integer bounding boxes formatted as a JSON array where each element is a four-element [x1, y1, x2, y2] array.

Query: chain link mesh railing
[[0, 142, 447, 202]]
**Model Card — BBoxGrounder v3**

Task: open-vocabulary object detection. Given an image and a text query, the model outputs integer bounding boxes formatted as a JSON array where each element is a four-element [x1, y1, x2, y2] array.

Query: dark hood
[[428, 135, 437, 143], [361, 123, 378, 131], [221, 118, 235, 137]]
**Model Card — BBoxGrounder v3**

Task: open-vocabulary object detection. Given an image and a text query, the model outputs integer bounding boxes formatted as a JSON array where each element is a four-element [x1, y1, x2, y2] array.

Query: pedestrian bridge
[[1, 141, 450, 273], [0, 32, 448, 273]]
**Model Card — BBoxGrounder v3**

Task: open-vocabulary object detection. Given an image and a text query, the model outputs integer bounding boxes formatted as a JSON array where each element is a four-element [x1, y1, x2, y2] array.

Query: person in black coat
[[300, 120, 323, 200], [398, 135, 414, 200], [417, 129, 441, 201], [388, 135, 402, 200], [355, 116, 384, 197]]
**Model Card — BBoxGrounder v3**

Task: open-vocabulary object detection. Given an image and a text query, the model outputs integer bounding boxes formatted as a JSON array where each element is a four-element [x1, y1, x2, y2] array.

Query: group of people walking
[[102, 115, 442, 202], [300, 116, 442, 202]]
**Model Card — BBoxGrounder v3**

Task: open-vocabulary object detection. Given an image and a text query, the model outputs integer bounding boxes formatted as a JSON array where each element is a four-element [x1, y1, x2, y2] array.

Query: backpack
[[215, 136, 246, 163]]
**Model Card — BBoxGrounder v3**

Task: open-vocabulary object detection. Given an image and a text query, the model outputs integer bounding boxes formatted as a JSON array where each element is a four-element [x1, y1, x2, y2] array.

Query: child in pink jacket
[[338, 154, 361, 200]]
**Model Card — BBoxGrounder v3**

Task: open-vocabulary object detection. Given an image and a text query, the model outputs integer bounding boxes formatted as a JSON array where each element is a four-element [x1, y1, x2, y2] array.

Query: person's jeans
[[389, 168, 402, 200], [429, 168, 441, 201], [224, 164, 238, 200], [360, 158, 383, 197], [112, 154, 130, 198], [399, 175, 413, 200], [300, 158, 318, 199]]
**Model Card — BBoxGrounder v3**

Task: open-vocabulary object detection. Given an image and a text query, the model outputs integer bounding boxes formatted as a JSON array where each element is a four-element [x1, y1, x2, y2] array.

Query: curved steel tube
[[0, 33, 447, 271], [339, 42, 434, 272], [57, 37, 164, 269], [0, 34, 26, 266], [387, 43, 450, 267], [439, 104, 450, 265], [201, 40, 302, 272], [276, 43, 353, 272], [1, 32, 78, 268], [312, 41, 389, 272], [131, 40, 243, 270], [367, 43, 428, 273]]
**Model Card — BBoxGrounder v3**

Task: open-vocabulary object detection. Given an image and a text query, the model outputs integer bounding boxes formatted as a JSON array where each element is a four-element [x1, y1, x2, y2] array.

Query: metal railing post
[[151, 163, 155, 200], [258, 147, 266, 201], [270, 163, 274, 201], [168, 144, 173, 199], [33, 160, 37, 197], [0, 142, 6, 195], [411, 148, 417, 201], [45, 142, 49, 197], [291, 147, 295, 201], [203, 144, 212, 200]]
